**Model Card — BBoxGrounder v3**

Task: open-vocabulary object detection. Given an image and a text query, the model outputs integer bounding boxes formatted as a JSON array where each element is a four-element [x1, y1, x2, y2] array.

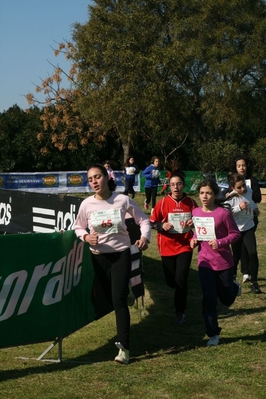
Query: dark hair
[[125, 155, 135, 167], [227, 172, 245, 189], [150, 156, 160, 164], [165, 158, 180, 173], [229, 153, 253, 178], [170, 170, 186, 186], [197, 178, 230, 209], [87, 163, 117, 191]]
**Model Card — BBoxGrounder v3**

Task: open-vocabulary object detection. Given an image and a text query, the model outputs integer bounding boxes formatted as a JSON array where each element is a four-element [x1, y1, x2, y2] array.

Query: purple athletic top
[[192, 206, 240, 271]]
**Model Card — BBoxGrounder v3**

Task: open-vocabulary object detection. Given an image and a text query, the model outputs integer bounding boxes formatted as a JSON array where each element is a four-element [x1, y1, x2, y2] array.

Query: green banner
[[0, 230, 95, 348]]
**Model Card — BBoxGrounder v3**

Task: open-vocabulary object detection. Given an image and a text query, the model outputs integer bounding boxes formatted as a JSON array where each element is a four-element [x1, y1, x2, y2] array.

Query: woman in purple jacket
[[190, 178, 241, 347]]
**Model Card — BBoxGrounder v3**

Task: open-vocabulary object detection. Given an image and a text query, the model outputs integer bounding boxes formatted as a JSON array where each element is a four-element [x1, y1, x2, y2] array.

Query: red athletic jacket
[[150, 194, 198, 256]]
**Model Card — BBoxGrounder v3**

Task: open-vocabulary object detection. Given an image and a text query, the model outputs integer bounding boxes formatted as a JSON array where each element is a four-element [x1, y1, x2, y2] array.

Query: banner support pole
[[36, 336, 63, 363]]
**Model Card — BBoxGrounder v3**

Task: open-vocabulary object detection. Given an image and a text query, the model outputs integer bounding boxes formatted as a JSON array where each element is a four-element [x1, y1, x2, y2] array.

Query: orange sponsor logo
[[43, 176, 57, 186], [69, 174, 83, 185]]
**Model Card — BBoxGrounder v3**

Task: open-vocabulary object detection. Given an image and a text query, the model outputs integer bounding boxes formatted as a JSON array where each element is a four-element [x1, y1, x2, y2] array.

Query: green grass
[[0, 193, 266, 399]]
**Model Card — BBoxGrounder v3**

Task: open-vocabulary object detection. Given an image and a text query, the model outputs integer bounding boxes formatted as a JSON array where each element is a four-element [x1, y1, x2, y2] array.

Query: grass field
[[0, 193, 265, 399]]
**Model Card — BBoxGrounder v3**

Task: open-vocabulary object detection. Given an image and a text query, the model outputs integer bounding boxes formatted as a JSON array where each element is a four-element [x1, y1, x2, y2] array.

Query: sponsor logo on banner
[[32, 204, 77, 233], [0, 196, 12, 226], [0, 239, 84, 322], [42, 175, 58, 186], [68, 174, 83, 186]]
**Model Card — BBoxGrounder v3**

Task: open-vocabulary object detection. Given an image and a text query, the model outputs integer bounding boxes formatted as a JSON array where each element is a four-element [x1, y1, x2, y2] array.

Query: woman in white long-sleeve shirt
[[74, 163, 151, 365], [225, 173, 261, 293]]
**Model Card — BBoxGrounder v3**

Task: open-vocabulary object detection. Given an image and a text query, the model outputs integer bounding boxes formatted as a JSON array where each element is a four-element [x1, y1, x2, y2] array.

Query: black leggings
[[145, 187, 158, 208], [240, 221, 258, 276], [91, 249, 131, 349], [199, 266, 238, 337], [232, 227, 259, 282], [161, 251, 193, 315]]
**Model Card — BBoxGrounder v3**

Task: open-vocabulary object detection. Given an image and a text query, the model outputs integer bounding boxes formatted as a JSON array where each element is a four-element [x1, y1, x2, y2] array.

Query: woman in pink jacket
[[74, 163, 151, 365]]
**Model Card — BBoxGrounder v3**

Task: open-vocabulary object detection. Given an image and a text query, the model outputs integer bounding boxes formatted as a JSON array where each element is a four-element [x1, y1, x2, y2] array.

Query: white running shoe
[[206, 335, 220, 347], [114, 342, 129, 364], [242, 274, 251, 283]]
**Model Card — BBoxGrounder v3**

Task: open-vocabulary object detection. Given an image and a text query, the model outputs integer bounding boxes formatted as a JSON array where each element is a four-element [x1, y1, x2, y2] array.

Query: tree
[[194, 138, 241, 181], [27, 0, 266, 166], [250, 138, 266, 180]]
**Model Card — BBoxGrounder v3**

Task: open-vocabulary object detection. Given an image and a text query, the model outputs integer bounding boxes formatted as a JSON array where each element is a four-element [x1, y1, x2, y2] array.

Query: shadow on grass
[[1, 253, 265, 379]]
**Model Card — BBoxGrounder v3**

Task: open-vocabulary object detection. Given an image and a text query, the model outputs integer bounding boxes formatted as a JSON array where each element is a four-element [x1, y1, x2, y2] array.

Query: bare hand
[[86, 232, 99, 246], [135, 236, 149, 251], [208, 240, 218, 250], [162, 222, 174, 231], [190, 238, 198, 249], [239, 201, 248, 210], [186, 219, 194, 228]]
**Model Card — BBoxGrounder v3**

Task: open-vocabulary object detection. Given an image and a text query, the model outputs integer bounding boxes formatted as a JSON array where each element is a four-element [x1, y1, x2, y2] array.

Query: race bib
[[245, 179, 251, 188], [238, 202, 253, 220], [192, 216, 216, 241], [91, 209, 122, 234], [168, 212, 191, 234]]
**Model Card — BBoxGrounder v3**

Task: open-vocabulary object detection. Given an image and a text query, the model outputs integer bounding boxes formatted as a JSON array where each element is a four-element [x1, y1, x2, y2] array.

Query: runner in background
[[225, 173, 261, 293], [227, 154, 261, 283], [123, 156, 140, 199], [150, 168, 197, 324], [142, 156, 161, 213], [103, 160, 116, 181], [190, 178, 241, 347]]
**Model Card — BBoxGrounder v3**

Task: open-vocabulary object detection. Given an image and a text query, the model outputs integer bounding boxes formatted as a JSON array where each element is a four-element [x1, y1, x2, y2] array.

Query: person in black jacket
[[227, 154, 261, 283]]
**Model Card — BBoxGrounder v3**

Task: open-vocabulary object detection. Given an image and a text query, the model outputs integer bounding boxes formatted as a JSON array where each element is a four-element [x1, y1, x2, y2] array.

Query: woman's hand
[[85, 232, 99, 246], [135, 236, 149, 251], [186, 219, 194, 228], [208, 239, 218, 250], [190, 238, 198, 249], [162, 222, 174, 231], [239, 201, 248, 210]]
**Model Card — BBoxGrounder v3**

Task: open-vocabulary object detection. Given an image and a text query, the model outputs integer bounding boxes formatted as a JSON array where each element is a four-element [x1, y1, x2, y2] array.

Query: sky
[[0, 0, 92, 113]]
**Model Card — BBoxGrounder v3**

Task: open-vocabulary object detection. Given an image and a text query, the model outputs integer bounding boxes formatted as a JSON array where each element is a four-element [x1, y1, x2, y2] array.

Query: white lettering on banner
[[18, 262, 52, 315], [0, 240, 84, 321], [0, 271, 28, 321], [32, 204, 76, 233], [0, 197, 12, 226], [56, 204, 76, 231]]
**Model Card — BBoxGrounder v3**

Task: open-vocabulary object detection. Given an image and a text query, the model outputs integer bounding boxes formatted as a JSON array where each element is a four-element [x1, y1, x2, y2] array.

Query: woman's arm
[[251, 176, 262, 203]]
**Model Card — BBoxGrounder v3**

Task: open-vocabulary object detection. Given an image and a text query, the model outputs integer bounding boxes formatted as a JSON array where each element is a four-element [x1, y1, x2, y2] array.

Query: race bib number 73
[[192, 216, 216, 241]]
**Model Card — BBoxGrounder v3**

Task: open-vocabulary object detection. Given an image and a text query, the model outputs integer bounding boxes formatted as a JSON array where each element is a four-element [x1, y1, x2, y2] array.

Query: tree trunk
[[122, 135, 131, 165]]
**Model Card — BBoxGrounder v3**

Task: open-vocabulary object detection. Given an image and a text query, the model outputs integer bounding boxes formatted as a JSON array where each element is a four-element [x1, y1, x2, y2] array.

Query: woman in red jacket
[[150, 170, 198, 324]]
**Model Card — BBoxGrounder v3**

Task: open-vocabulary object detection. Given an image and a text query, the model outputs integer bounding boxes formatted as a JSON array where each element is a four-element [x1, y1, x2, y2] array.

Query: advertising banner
[[0, 171, 140, 194], [0, 189, 82, 234], [0, 230, 95, 348]]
